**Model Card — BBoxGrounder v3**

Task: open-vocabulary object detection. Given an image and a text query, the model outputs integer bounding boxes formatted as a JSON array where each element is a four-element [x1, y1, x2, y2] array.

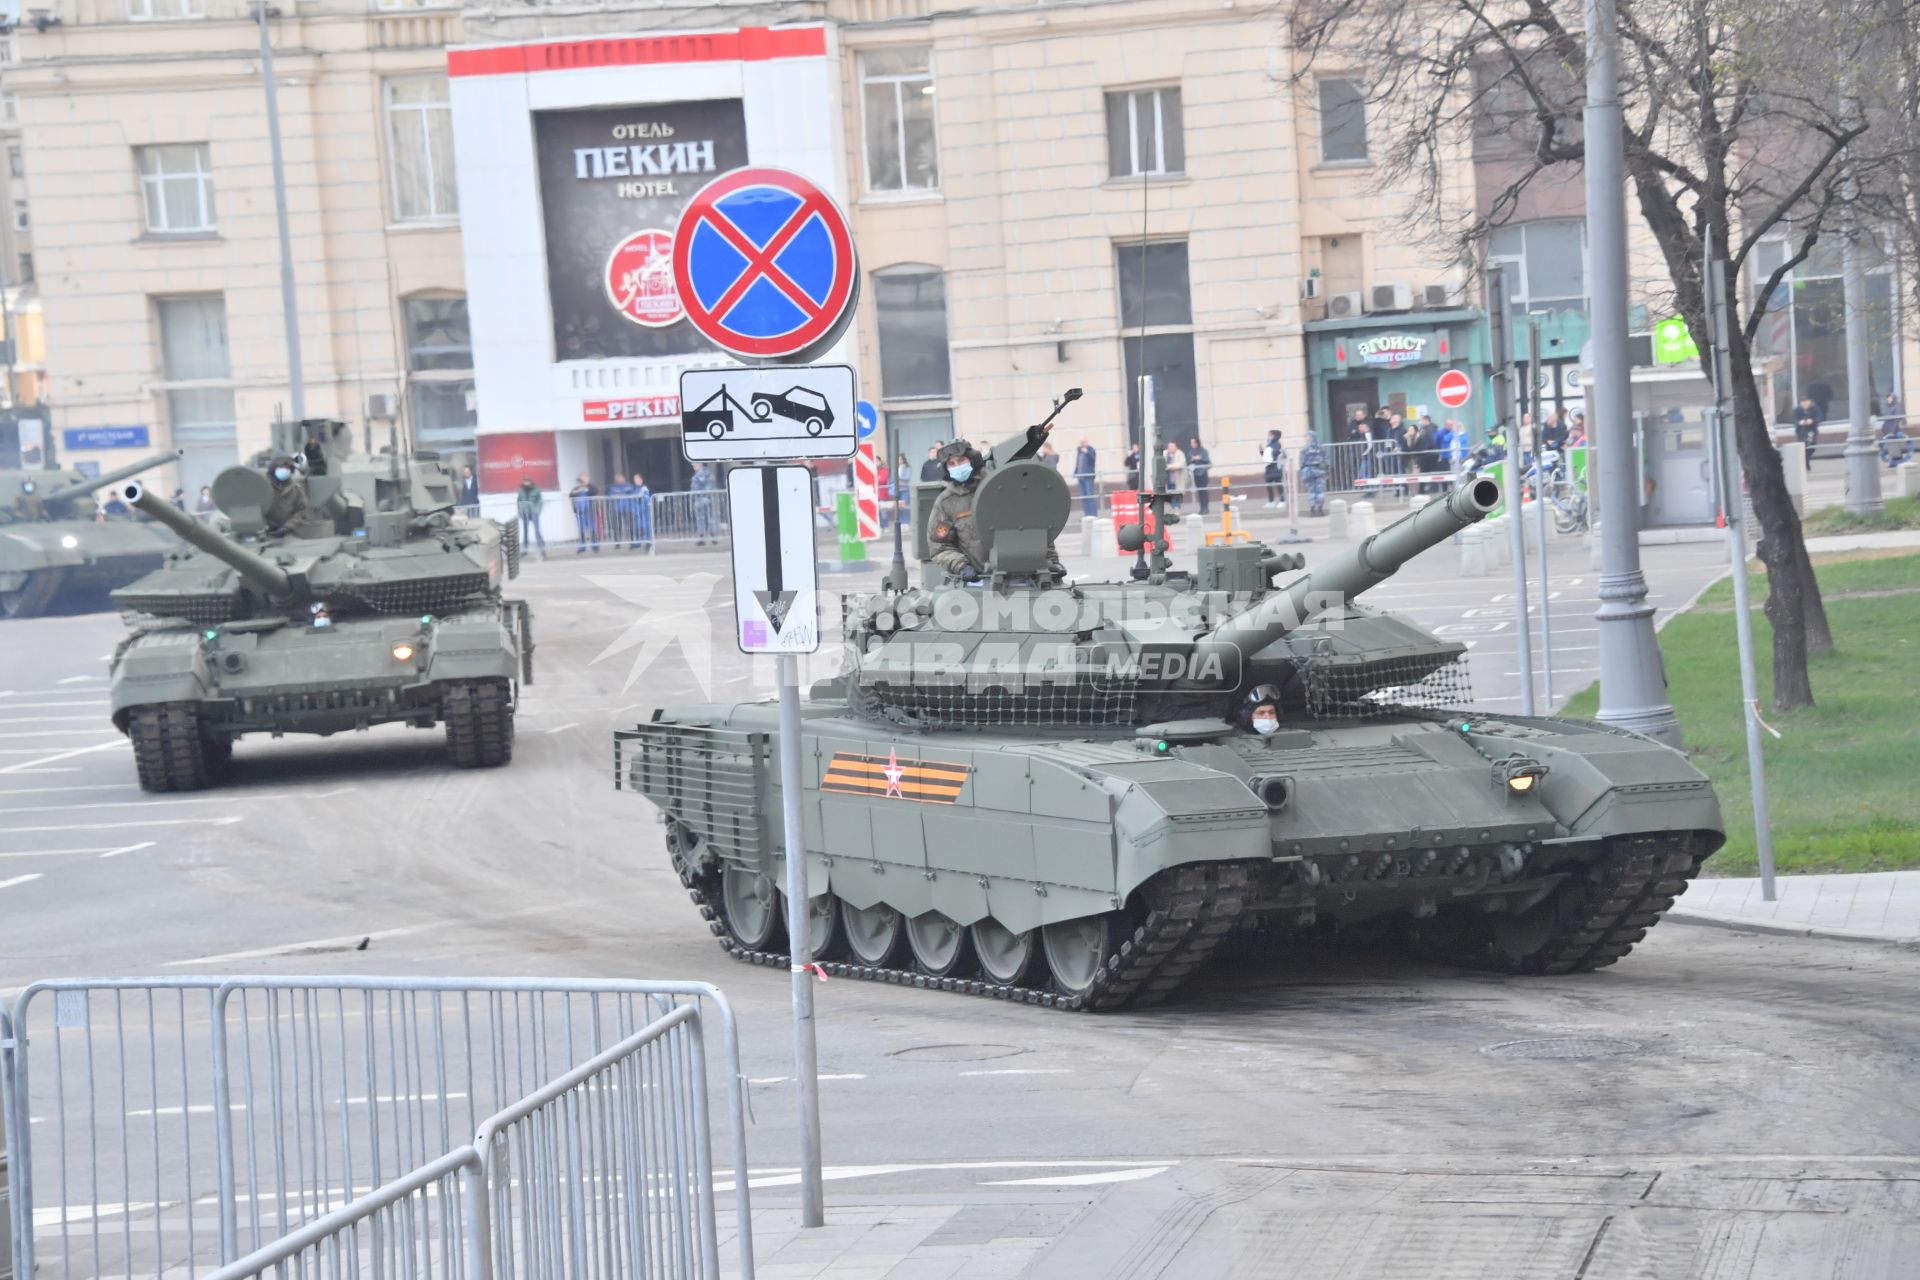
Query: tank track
[[1418, 830, 1709, 974], [671, 843, 1252, 1012]]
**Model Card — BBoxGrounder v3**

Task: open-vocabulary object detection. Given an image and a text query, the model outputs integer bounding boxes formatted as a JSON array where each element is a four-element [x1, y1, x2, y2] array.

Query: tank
[[0, 451, 186, 617], [616, 394, 1724, 1010], [108, 418, 533, 792]]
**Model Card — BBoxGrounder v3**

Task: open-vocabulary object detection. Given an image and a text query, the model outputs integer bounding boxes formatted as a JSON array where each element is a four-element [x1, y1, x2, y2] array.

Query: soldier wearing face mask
[[928, 439, 1066, 582], [264, 456, 309, 532], [1240, 684, 1283, 737]]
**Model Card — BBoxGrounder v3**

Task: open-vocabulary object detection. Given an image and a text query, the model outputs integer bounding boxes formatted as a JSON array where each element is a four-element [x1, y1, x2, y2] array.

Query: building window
[[1106, 87, 1184, 179], [0, 36, 12, 64], [157, 296, 239, 491], [386, 77, 459, 222], [859, 47, 938, 194], [17, 253, 31, 284], [873, 265, 951, 400], [137, 144, 217, 234], [1751, 232, 1898, 424], [1317, 78, 1369, 163], [1488, 219, 1586, 317], [7, 146, 21, 178], [0, 94, 16, 125], [10, 201, 25, 232], [404, 295, 477, 450], [1116, 240, 1197, 446], [127, 0, 205, 19]]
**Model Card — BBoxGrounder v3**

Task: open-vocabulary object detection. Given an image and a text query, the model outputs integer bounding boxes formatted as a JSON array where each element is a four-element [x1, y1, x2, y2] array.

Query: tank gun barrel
[[1195, 477, 1502, 670], [38, 450, 185, 506], [123, 481, 297, 600]]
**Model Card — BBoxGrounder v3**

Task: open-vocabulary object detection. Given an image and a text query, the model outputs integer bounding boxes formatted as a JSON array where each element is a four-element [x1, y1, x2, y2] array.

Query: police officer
[[264, 456, 309, 532], [928, 439, 1066, 582]]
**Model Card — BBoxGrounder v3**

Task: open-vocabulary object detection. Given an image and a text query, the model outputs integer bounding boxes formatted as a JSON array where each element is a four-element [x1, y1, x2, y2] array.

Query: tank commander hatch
[[928, 439, 1067, 582]]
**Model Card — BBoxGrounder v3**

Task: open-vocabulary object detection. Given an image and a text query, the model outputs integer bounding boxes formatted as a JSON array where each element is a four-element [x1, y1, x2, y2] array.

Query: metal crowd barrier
[[3, 978, 752, 1279]]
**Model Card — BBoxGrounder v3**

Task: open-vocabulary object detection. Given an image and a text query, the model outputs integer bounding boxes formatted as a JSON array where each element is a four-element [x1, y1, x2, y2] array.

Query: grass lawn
[[1560, 551, 1920, 876], [1801, 491, 1920, 535]]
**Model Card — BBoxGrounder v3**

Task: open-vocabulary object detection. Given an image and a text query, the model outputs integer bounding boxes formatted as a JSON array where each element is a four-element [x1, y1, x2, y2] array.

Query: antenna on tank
[[883, 413, 908, 593]]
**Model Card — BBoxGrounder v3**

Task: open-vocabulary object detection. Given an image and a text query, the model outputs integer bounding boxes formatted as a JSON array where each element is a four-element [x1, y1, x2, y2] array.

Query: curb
[[1665, 908, 1919, 948]]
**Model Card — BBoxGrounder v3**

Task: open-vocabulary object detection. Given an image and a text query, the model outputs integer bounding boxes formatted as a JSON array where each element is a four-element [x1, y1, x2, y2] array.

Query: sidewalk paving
[[1670, 871, 1920, 945]]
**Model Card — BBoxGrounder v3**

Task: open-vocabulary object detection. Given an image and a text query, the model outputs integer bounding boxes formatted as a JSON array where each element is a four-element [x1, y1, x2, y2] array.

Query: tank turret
[[108, 419, 532, 792], [0, 451, 187, 618]]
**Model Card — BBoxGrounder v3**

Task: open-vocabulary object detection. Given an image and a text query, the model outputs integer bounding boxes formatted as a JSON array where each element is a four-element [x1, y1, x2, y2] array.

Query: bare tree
[[1287, 0, 1873, 709]]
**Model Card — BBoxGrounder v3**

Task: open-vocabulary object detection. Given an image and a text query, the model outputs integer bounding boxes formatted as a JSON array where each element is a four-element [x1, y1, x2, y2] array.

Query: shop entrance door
[[1327, 377, 1379, 439]]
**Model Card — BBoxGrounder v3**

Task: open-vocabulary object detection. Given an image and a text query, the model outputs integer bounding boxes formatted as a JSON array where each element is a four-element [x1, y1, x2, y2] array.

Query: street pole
[[1584, 0, 1681, 746], [1840, 71, 1882, 515], [254, 4, 306, 420], [1488, 267, 1535, 714], [1529, 313, 1554, 707], [777, 653, 824, 1226], [1705, 240, 1778, 901]]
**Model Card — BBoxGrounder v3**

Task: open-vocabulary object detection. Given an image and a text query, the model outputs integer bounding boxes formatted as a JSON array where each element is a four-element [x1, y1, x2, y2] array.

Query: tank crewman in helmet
[[263, 455, 310, 533], [927, 439, 1067, 582], [12, 478, 47, 522], [1239, 684, 1283, 736]]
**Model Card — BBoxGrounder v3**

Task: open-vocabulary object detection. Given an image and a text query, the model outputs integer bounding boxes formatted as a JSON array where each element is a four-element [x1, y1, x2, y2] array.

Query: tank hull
[[0, 520, 176, 617], [620, 700, 1724, 1009]]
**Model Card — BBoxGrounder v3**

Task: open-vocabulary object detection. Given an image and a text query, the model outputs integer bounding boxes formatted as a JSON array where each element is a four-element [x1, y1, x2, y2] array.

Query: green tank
[[108, 419, 533, 792], [617, 397, 1723, 1010], [0, 451, 185, 617]]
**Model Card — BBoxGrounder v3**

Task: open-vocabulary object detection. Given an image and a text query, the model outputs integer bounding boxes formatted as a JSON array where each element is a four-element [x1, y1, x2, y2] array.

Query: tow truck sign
[[679, 363, 858, 461]]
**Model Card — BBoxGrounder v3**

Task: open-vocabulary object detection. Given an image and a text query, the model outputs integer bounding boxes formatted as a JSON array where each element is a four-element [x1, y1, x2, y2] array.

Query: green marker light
[[204, 630, 218, 641], [1459, 721, 1472, 733], [420, 615, 434, 625], [1156, 740, 1169, 753]]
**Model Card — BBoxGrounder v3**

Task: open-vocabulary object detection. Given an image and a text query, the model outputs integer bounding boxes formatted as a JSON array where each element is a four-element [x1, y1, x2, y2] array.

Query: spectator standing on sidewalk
[[1162, 440, 1186, 509], [1793, 396, 1819, 469], [568, 474, 600, 555], [1187, 437, 1212, 515], [691, 462, 719, 544], [1073, 439, 1099, 517], [1124, 444, 1141, 491], [515, 476, 546, 560], [459, 465, 480, 512], [1299, 435, 1329, 517], [1882, 391, 1905, 436], [630, 473, 654, 551], [920, 446, 944, 482], [1261, 430, 1286, 507], [606, 474, 637, 547]]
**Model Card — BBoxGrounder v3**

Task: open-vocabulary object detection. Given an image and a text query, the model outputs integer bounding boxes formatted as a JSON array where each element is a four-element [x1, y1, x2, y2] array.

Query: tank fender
[[1504, 733, 1725, 848], [1093, 758, 1272, 905], [110, 630, 215, 724], [422, 610, 519, 684]]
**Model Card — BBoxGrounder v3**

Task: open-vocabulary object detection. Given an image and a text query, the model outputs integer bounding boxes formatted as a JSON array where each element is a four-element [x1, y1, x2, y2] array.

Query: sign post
[[675, 164, 861, 1230]]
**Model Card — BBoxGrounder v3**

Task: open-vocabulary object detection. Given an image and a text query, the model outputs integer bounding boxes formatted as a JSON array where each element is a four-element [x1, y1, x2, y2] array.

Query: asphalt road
[[3, 517, 1914, 1278]]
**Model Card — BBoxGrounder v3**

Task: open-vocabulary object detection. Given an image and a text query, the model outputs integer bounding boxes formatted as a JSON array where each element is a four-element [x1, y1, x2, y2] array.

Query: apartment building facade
[[11, 0, 470, 495]]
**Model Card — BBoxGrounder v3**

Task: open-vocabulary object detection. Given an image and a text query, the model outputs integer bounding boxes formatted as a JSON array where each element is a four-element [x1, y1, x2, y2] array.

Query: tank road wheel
[[1, 569, 64, 619], [970, 919, 1041, 987], [720, 864, 785, 952], [443, 679, 513, 768], [128, 704, 217, 793], [905, 911, 975, 978], [841, 901, 906, 967], [1041, 913, 1123, 1002], [801, 893, 845, 961]]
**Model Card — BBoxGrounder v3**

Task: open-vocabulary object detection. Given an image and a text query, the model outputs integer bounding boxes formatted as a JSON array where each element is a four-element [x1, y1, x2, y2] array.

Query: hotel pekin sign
[[535, 100, 748, 362]]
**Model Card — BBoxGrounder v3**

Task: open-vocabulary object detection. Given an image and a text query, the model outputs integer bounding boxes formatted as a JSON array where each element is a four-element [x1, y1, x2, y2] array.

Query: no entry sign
[[1436, 368, 1473, 409], [673, 166, 858, 363]]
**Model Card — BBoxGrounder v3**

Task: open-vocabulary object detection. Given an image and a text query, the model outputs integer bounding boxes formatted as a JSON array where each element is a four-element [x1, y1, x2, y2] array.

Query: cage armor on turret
[[107, 418, 534, 792], [0, 449, 185, 619], [619, 389, 1723, 1011]]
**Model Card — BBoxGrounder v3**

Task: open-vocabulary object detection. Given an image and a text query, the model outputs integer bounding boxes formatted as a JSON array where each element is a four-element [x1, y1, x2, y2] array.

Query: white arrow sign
[[727, 465, 820, 654]]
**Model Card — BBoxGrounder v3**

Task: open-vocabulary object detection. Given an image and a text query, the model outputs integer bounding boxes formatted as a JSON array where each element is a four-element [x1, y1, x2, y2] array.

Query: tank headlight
[[60, 534, 80, 549], [1507, 773, 1536, 794], [392, 641, 416, 662], [1495, 757, 1548, 794]]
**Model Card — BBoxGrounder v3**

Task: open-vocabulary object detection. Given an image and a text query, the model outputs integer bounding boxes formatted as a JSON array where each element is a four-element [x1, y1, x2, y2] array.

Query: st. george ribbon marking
[[726, 465, 820, 655]]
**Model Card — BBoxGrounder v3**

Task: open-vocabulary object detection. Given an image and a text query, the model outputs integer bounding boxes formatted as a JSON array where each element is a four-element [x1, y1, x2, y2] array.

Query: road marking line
[[982, 1166, 1172, 1187], [57, 675, 104, 684], [0, 843, 152, 859], [747, 1074, 866, 1085], [164, 924, 433, 967], [0, 715, 109, 726], [0, 740, 126, 775], [101, 841, 159, 859], [956, 1068, 1071, 1076], [0, 783, 145, 796], [544, 723, 581, 734], [0, 729, 124, 739], [0, 873, 45, 891], [0, 816, 240, 835], [0, 787, 346, 816]]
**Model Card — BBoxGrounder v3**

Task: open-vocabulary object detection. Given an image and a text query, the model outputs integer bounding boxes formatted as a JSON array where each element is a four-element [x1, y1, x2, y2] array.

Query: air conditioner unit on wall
[[1302, 275, 1323, 300], [1422, 283, 1451, 308], [1370, 281, 1414, 312], [366, 393, 398, 421], [1326, 291, 1365, 319]]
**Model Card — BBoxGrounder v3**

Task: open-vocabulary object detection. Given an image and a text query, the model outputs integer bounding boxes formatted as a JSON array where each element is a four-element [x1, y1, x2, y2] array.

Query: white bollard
[[1080, 517, 1112, 556], [1780, 442, 1807, 515], [1886, 464, 1907, 500], [1328, 497, 1349, 541], [1350, 500, 1378, 538], [1589, 526, 1604, 569], [1460, 525, 1487, 577]]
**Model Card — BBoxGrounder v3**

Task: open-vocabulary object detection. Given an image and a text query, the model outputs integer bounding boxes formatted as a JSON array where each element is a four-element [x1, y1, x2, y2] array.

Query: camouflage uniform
[[928, 479, 1066, 579], [1298, 438, 1329, 517], [264, 461, 310, 531]]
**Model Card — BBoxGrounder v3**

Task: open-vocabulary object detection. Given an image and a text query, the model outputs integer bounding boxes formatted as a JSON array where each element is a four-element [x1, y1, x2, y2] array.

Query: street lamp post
[[1584, 0, 1681, 746], [252, 3, 306, 421]]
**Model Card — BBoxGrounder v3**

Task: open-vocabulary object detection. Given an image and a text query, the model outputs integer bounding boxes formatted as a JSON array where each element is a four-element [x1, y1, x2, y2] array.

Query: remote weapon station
[[1, 449, 184, 618], [619, 393, 1723, 1009], [108, 419, 532, 791]]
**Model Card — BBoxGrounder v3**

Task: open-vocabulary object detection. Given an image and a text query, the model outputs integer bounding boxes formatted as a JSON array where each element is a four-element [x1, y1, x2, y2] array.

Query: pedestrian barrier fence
[[3, 978, 751, 1279]]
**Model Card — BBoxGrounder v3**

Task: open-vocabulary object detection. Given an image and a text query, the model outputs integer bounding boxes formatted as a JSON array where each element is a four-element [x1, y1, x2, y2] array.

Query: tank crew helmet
[[938, 439, 985, 485], [1240, 683, 1283, 736], [270, 455, 299, 484]]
